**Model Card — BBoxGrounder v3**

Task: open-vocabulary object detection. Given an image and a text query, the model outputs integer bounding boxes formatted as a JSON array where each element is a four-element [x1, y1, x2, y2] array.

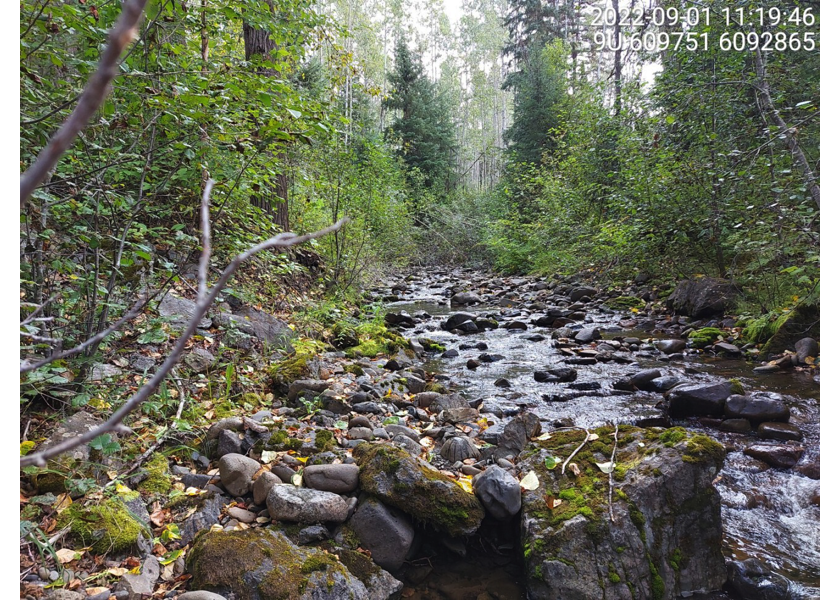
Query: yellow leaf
[[455, 475, 473, 494], [53, 493, 73, 514], [20, 441, 35, 456], [106, 567, 128, 577]]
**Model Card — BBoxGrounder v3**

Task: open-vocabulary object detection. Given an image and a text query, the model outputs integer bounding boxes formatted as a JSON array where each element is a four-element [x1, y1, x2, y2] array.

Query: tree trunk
[[754, 47, 820, 210], [243, 4, 291, 230]]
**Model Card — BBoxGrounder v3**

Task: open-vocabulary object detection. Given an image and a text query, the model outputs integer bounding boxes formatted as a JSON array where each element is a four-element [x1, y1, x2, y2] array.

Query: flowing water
[[382, 273, 820, 599]]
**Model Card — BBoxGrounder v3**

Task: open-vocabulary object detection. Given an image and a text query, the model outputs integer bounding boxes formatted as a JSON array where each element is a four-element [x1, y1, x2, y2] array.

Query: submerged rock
[[519, 426, 727, 599], [354, 442, 485, 537]]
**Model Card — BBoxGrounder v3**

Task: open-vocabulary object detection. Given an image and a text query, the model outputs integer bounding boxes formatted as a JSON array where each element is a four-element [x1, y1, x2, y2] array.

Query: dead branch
[[21, 209, 349, 468], [197, 179, 214, 303], [559, 426, 591, 475], [19, 0, 149, 206]]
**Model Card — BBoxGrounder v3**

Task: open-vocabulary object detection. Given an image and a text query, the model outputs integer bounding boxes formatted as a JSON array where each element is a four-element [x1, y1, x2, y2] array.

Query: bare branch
[[197, 179, 215, 303], [20, 0, 149, 207], [20, 294, 152, 374], [21, 217, 349, 468]]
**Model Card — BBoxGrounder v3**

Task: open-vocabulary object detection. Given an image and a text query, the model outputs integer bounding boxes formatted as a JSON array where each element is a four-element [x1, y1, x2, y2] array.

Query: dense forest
[[20, 1, 820, 599]]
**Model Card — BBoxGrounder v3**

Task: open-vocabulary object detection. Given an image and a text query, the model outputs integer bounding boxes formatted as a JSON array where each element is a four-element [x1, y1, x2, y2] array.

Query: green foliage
[[688, 328, 728, 347], [384, 38, 457, 199]]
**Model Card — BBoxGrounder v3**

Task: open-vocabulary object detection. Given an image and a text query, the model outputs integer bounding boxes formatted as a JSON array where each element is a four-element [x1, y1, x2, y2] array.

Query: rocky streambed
[[24, 268, 819, 600]]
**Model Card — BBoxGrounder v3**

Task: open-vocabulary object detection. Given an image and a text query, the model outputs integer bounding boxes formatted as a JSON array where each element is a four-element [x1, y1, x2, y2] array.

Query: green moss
[[344, 363, 364, 377], [315, 430, 335, 452], [424, 382, 447, 394], [215, 400, 236, 418], [138, 453, 171, 495], [728, 378, 745, 395], [688, 327, 727, 346], [605, 296, 645, 310], [58, 499, 144, 554], [669, 548, 684, 571], [649, 558, 665, 600], [345, 327, 409, 358], [608, 562, 621, 584], [534, 564, 544, 581], [269, 429, 303, 451], [658, 427, 687, 448], [682, 434, 725, 469], [301, 552, 337, 575]]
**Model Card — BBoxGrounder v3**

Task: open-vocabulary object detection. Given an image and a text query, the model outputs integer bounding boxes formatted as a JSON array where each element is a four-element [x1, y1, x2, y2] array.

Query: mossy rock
[[760, 301, 819, 358], [604, 296, 645, 311], [521, 426, 727, 600], [345, 328, 409, 359], [186, 528, 367, 600], [57, 498, 146, 554], [688, 327, 727, 346], [138, 453, 172, 495], [354, 442, 484, 537]]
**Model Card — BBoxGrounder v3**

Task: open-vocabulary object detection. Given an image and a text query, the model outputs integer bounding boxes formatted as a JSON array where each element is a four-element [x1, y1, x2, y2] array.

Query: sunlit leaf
[[520, 470, 539, 490]]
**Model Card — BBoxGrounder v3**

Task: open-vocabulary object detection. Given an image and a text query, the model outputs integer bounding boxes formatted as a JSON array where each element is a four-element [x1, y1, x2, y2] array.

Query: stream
[[377, 269, 820, 599]]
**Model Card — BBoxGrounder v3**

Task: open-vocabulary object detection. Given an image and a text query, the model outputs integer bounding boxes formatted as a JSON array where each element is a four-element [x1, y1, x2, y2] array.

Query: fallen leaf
[[536, 432, 551, 441], [544, 495, 562, 510], [587, 433, 600, 441], [520, 470, 539, 491], [55, 548, 81, 564], [291, 473, 303, 487], [596, 461, 616, 474], [54, 493, 73, 514], [85, 587, 111, 596], [544, 456, 558, 470], [568, 463, 581, 477], [106, 567, 128, 577]]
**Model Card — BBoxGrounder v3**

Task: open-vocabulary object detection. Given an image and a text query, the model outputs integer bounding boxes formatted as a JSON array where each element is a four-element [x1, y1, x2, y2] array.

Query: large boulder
[[666, 278, 738, 318], [667, 382, 734, 418], [186, 528, 367, 600], [354, 442, 485, 537], [520, 427, 727, 600], [473, 465, 521, 520]]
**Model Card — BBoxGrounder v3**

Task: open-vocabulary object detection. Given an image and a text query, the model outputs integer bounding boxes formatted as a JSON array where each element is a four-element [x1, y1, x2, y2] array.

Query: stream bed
[[380, 271, 820, 599]]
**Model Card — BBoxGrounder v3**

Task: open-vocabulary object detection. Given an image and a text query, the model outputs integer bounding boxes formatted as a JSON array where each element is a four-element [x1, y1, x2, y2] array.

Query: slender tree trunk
[[754, 47, 820, 210], [244, 4, 291, 230]]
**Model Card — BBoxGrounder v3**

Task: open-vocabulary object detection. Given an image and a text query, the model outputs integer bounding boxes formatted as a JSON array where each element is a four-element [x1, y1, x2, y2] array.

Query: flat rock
[[667, 382, 733, 418], [266, 483, 350, 523], [117, 556, 159, 600], [724, 395, 789, 424], [757, 422, 803, 442], [303, 464, 359, 494], [744, 444, 804, 469]]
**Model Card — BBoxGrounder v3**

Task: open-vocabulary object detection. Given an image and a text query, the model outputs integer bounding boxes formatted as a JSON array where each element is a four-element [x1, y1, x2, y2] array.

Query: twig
[[20, 293, 154, 374], [197, 179, 214, 303], [20, 0, 149, 206], [559, 426, 591, 475], [608, 423, 619, 523], [22, 216, 349, 468]]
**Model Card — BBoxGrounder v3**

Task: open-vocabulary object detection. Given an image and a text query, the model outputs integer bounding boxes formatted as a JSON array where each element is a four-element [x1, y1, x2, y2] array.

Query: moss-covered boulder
[[604, 296, 645, 311], [354, 442, 485, 537], [688, 327, 728, 347], [519, 426, 726, 600], [760, 301, 820, 358], [186, 528, 368, 600], [58, 498, 146, 554]]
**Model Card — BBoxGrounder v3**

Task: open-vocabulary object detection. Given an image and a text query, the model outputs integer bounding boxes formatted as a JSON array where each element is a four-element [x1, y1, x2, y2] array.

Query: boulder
[[253, 471, 282, 505], [218, 454, 261, 497], [520, 427, 727, 599], [231, 306, 295, 352], [655, 339, 686, 354], [760, 302, 819, 358], [496, 412, 542, 458], [473, 465, 521, 520], [349, 497, 414, 572], [794, 337, 819, 363], [176, 493, 225, 545], [630, 369, 662, 391], [451, 291, 482, 305], [744, 444, 804, 469], [574, 328, 601, 344], [666, 278, 738, 318], [724, 395, 789, 425], [667, 382, 734, 418], [158, 292, 212, 331], [186, 528, 367, 600], [727, 558, 792, 600], [442, 312, 478, 331], [334, 549, 404, 600], [569, 287, 598, 302], [354, 442, 485, 537], [757, 422, 803, 442], [183, 348, 216, 373], [303, 464, 359, 494], [266, 484, 350, 524]]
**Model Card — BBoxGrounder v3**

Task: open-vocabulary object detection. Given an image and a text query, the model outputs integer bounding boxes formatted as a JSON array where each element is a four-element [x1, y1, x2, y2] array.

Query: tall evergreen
[[384, 38, 457, 196]]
